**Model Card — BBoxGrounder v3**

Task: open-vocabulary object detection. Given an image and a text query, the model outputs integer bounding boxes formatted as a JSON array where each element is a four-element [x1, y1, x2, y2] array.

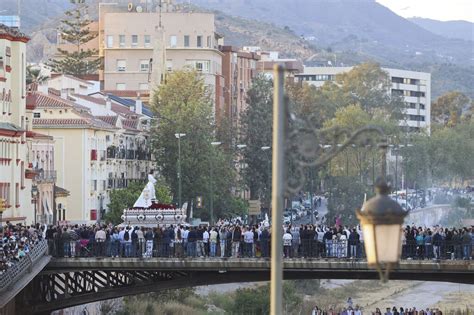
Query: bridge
[[11, 257, 474, 314]]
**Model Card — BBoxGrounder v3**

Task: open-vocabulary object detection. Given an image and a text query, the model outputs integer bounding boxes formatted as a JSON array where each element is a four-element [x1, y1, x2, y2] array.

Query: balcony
[[35, 170, 57, 183]]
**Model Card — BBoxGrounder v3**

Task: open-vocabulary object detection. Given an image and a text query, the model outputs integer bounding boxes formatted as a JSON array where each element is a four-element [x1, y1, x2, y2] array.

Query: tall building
[[99, 2, 224, 114], [295, 66, 431, 133], [30, 88, 154, 223], [219, 46, 260, 129], [0, 24, 34, 223]]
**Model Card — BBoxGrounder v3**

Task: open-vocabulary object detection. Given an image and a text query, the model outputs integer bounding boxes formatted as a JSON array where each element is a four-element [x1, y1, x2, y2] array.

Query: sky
[[376, 0, 474, 22]]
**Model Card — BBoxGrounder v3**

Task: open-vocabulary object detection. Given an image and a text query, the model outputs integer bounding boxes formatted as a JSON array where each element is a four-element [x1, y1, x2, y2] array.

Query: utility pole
[[270, 64, 286, 315]]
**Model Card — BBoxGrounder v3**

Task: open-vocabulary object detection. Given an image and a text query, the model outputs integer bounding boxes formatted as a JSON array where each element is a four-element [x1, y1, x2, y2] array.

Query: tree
[[49, 0, 100, 76], [150, 70, 238, 219], [240, 75, 273, 203], [334, 62, 404, 115], [26, 65, 49, 85], [104, 181, 143, 224], [104, 179, 172, 224], [431, 91, 471, 127]]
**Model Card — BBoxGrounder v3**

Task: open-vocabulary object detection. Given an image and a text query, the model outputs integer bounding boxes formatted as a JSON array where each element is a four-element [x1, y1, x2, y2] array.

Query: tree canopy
[[48, 0, 100, 76]]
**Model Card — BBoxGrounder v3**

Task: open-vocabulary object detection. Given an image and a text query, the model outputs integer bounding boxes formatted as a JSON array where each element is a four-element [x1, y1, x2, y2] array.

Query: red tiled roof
[[72, 93, 107, 105], [26, 130, 53, 140], [102, 90, 150, 98], [112, 103, 135, 116], [48, 88, 61, 97], [0, 24, 29, 42], [122, 119, 139, 131], [50, 74, 94, 86], [96, 115, 118, 126], [31, 92, 77, 109]]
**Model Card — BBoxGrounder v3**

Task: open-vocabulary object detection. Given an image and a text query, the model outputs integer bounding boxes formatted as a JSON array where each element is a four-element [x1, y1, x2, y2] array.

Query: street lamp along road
[[356, 179, 407, 282], [175, 133, 186, 208], [209, 141, 222, 225]]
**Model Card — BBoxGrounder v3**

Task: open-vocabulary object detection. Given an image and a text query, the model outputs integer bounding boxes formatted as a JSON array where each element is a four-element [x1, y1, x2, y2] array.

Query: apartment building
[[99, 2, 224, 114], [219, 46, 260, 128], [295, 66, 431, 133], [242, 47, 303, 78], [31, 91, 117, 222], [0, 24, 35, 223]]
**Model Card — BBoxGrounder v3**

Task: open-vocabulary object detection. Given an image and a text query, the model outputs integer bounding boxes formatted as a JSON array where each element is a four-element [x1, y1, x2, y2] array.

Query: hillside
[[409, 17, 474, 42], [186, 0, 473, 67]]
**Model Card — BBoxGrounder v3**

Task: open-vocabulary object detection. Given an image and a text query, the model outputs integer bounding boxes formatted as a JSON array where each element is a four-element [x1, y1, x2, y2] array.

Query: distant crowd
[[35, 221, 473, 260], [0, 223, 42, 273], [311, 305, 446, 315]]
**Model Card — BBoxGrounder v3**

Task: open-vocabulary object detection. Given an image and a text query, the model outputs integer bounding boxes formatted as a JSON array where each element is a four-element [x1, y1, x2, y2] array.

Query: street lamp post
[[175, 133, 186, 208], [209, 141, 222, 225], [32, 185, 38, 225]]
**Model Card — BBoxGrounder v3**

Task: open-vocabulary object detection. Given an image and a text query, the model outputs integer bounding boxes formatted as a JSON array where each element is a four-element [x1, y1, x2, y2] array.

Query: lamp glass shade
[[362, 223, 402, 265]]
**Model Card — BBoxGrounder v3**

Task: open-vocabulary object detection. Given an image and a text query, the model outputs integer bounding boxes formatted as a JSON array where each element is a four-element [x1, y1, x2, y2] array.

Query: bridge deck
[[45, 257, 474, 283]]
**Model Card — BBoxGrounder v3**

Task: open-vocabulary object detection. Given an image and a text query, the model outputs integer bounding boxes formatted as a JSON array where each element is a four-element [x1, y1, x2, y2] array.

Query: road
[[292, 197, 329, 226]]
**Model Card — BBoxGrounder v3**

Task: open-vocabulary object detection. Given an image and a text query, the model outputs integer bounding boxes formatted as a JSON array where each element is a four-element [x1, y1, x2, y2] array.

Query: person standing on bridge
[[219, 226, 227, 258], [231, 225, 241, 258]]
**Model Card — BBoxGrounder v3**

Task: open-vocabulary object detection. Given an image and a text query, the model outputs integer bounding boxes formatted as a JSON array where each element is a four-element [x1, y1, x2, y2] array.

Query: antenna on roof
[[158, 0, 162, 28]]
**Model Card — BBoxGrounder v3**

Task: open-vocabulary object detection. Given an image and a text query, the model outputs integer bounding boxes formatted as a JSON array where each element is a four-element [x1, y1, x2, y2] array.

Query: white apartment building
[[296, 67, 431, 133]]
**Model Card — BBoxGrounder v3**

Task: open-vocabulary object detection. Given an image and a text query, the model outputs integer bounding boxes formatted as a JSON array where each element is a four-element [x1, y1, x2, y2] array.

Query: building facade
[[0, 24, 34, 224], [219, 46, 260, 129], [99, 2, 224, 114], [295, 66, 431, 133], [31, 92, 117, 222]]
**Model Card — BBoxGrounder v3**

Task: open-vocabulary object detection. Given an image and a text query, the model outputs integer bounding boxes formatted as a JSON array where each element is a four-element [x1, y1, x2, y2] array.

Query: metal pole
[[178, 135, 182, 208], [210, 153, 214, 225], [395, 148, 398, 201], [270, 64, 286, 315]]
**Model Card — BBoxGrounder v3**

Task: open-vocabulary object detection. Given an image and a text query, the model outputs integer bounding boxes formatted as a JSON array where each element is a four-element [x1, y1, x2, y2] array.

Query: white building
[[295, 66, 431, 133]]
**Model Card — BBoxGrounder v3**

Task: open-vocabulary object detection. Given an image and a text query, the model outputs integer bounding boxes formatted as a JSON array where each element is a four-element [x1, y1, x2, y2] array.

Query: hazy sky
[[376, 0, 474, 22]]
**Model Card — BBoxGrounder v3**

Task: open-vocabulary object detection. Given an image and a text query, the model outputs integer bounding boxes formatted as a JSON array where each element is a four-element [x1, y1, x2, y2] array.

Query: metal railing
[[0, 240, 48, 292], [48, 239, 473, 261], [35, 170, 57, 182]]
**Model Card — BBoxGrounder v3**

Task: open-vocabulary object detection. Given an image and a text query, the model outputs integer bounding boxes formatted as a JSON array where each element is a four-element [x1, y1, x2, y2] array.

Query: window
[[166, 59, 173, 72], [144, 35, 151, 47], [419, 104, 425, 110], [207, 35, 212, 48], [139, 60, 149, 72], [119, 35, 125, 47], [186, 60, 210, 73], [391, 77, 404, 84], [116, 83, 126, 90], [170, 35, 177, 47], [33, 112, 41, 118], [116, 59, 126, 72], [391, 89, 403, 96], [139, 83, 149, 90], [106, 35, 113, 48], [197, 35, 202, 47], [131, 35, 138, 47], [184, 35, 190, 47]]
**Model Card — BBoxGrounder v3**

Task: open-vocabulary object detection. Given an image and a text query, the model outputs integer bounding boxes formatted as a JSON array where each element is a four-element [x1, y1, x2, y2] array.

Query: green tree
[[104, 181, 143, 224], [49, 0, 100, 76], [150, 70, 237, 219], [431, 91, 471, 127], [335, 62, 404, 115], [240, 75, 273, 203]]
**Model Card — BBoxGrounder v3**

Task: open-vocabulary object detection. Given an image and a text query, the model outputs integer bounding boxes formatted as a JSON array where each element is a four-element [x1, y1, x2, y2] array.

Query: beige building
[[0, 25, 37, 224], [99, 2, 224, 113], [32, 91, 117, 222], [295, 66, 431, 133]]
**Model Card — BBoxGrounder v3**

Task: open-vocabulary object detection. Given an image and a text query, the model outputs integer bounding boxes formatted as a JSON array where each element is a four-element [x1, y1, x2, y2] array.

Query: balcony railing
[[35, 170, 57, 182]]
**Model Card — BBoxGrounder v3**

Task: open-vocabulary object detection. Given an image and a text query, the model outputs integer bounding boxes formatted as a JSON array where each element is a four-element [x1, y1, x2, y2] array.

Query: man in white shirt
[[283, 229, 292, 258], [243, 228, 254, 258]]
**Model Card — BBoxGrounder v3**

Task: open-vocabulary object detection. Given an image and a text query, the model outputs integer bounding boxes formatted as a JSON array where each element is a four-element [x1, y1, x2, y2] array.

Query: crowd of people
[[311, 305, 446, 315], [37, 221, 473, 260], [0, 223, 43, 273]]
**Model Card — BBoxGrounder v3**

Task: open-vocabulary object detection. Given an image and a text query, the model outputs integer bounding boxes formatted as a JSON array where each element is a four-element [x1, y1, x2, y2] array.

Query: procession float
[[121, 171, 187, 226]]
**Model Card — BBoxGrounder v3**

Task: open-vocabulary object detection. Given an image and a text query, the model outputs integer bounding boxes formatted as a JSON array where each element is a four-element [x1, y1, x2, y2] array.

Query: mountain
[[184, 0, 473, 67], [409, 17, 474, 42], [1, 0, 72, 32]]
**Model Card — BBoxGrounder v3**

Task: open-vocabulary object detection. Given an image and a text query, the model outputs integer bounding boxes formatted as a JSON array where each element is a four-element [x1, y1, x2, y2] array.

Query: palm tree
[[26, 65, 49, 85]]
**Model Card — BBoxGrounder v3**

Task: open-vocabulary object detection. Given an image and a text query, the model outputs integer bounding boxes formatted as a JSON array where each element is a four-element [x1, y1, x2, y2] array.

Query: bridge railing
[[0, 240, 48, 292], [48, 238, 473, 261]]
